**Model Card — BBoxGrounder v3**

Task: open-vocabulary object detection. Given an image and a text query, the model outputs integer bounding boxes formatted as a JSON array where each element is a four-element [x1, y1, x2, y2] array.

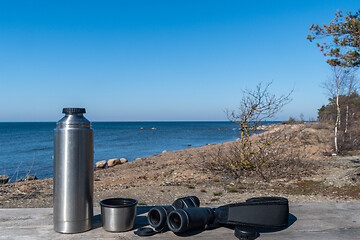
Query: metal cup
[[100, 198, 138, 232]]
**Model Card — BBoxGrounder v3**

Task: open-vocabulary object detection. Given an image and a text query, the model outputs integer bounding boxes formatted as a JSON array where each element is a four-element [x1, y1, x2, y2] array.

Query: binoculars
[[147, 196, 201, 231], [145, 196, 289, 237]]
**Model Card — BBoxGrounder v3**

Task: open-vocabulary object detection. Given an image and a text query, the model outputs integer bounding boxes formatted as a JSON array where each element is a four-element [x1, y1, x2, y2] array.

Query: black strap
[[215, 197, 289, 228]]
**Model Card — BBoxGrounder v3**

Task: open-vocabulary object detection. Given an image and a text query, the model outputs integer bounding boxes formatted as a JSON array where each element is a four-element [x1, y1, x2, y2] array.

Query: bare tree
[[222, 82, 293, 181], [204, 82, 305, 182], [226, 82, 292, 138], [322, 66, 351, 153], [299, 113, 305, 122]]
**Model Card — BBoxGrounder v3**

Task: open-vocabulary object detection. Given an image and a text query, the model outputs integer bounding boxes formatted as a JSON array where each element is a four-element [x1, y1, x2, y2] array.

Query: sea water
[[0, 121, 241, 181]]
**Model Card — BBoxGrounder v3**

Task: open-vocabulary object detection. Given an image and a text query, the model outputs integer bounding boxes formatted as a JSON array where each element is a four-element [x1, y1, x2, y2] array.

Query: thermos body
[[53, 108, 94, 233]]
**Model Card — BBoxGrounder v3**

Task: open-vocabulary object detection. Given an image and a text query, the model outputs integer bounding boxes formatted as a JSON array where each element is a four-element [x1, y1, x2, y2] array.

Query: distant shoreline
[[0, 121, 243, 180], [5, 121, 282, 182]]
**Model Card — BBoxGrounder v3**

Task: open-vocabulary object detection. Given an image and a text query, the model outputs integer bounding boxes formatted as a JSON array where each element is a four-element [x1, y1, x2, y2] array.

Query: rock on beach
[[95, 160, 107, 168], [107, 158, 121, 167], [107, 158, 128, 167], [119, 158, 128, 164]]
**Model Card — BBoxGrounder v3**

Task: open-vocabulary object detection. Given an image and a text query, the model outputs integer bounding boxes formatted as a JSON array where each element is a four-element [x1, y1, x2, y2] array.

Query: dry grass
[[285, 180, 360, 199], [202, 124, 326, 182]]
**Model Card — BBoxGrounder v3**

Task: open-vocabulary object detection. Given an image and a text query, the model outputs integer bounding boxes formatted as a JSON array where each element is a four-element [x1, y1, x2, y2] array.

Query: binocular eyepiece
[[167, 207, 215, 233], [147, 205, 174, 229], [147, 196, 200, 229]]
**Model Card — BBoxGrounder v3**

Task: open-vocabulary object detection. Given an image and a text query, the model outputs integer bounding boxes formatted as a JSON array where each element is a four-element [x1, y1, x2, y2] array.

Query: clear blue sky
[[0, 0, 358, 121]]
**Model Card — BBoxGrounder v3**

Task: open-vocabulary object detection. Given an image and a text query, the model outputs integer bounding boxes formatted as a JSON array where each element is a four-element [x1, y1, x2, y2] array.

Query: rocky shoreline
[[1, 122, 359, 208]]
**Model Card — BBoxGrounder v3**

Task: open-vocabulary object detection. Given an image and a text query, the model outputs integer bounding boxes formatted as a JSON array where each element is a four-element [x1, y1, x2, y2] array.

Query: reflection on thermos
[[53, 108, 94, 233]]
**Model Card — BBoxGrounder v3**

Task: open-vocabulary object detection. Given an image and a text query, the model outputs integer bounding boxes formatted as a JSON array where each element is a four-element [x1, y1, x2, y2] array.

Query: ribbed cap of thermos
[[62, 108, 86, 114]]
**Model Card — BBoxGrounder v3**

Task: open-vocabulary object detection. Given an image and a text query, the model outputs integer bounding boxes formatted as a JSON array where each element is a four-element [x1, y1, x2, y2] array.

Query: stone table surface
[[0, 202, 359, 240]]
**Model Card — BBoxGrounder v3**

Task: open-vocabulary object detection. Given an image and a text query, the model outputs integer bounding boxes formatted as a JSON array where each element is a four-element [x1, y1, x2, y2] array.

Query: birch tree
[[322, 66, 348, 153]]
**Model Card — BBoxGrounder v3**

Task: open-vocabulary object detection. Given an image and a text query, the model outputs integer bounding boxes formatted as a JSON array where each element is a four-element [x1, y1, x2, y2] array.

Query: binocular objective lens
[[149, 210, 161, 226], [169, 212, 182, 230]]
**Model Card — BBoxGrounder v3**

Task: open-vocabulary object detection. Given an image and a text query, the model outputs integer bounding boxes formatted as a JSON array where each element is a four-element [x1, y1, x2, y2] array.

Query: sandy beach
[[0, 122, 359, 208]]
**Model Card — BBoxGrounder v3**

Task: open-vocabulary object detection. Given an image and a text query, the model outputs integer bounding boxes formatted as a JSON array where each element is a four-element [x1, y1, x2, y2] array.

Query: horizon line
[[0, 120, 285, 123]]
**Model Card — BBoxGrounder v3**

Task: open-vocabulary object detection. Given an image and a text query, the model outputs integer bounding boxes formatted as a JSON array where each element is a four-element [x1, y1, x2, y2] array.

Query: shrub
[[205, 131, 318, 182], [282, 117, 296, 124]]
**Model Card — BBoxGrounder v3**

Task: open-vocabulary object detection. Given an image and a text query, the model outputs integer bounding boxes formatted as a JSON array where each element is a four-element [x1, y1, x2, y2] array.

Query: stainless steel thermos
[[53, 108, 94, 233]]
